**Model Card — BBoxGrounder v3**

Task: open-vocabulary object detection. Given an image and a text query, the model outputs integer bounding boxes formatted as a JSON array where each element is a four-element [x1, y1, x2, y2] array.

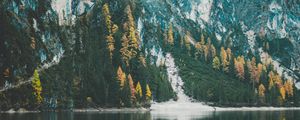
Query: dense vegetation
[[163, 27, 300, 106], [0, 1, 174, 111], [0, 0, 299, 112]]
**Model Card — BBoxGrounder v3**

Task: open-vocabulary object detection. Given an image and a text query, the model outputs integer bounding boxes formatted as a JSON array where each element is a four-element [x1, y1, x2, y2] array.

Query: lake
[[0, 110, 300, 120]]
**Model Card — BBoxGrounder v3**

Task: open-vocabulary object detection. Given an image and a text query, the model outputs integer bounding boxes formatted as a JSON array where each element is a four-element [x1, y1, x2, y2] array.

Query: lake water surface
[[1, 110, 300, 120]]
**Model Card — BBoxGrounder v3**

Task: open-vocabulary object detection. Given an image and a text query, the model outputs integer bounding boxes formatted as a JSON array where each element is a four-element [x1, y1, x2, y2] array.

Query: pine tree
[[167, 23, 174, 45], [146, 84, 152, 101], [32, 69, 43, 104], [212, 56, 221, 70], [268, 71, 276, 90], [139, 54, 147, 67], [135, 81, 142, 98]]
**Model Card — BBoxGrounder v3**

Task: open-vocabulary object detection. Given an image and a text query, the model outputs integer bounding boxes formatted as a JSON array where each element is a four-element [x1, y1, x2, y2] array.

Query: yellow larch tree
[[210, 44, 216, 59], [139, 54, 147, 67], [194, 42, 202, 59], [120, 5, 139, 66], [128, 74, 136, 100], [135, 81, 142, 98], [117, 66, 126, 88], [167, 23, 174, 45], [146, 84, 152, 100], [220, 47, 229, 72], [212, 56, 221, 70], [184, 33, 191, 52], [203, 45, 209, 61], [258, 84, 266, 97], [284, 79, 294, 97], [268, 71, 275, 90], [234, 56, 245, 80], [32, 69, 43, 104], [280, 86, 286, 100], [226, 48, 232, 62], [103, 3, 118, 60]]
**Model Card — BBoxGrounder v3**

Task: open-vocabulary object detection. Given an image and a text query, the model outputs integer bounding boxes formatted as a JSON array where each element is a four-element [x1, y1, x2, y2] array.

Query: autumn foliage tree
[[117, 66, 126, 89], [146, 84, 152, 101], [234, 56, 245, 80], [284, 79, 294, 97], [103, 3, 118, 60], [212, 56, 221, 70], [258, 84, 266, 103], [120, 5, 140, 66], [184, 32, 191, 53], [167, 23, 174, 45], [32, 69, 43, 104], [135, 81, 142, 98], [220, 47, 229, 72], [128, 74, 136, 101]]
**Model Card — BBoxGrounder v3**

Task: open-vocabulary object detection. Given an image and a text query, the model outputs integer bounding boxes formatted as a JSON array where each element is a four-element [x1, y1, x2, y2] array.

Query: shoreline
[[2, 106, 300, 114]]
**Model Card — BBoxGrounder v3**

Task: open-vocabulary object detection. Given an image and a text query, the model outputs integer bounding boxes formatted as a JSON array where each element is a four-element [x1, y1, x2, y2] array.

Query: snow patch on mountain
[[148, 47, 165, 67], [240, 22, 256, 53], [137, 18, 144, 48]]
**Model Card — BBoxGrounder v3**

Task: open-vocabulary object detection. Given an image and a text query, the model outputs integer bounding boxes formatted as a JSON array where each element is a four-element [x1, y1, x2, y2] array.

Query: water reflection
[[0, 110, 299, 120]]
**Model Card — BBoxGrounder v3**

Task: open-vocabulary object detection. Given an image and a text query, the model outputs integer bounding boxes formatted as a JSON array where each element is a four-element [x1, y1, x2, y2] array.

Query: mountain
[[0, 0, 299, 110]]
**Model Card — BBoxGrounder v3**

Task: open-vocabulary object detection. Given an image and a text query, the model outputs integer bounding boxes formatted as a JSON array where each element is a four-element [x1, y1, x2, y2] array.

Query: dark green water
[[0, 110, 299, 120]]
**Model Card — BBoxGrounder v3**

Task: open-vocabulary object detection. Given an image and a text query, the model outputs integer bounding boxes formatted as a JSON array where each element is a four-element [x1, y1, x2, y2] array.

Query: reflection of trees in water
[[43, 111, 151, 120]]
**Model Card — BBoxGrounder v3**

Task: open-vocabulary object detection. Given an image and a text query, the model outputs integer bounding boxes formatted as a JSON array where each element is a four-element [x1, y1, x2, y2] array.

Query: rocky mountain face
[[0, 0, 299, 109]]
